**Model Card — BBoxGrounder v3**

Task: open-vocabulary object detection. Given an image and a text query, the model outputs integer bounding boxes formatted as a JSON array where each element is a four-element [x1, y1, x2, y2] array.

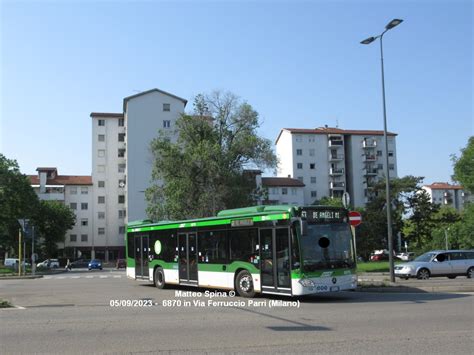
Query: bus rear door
[[178, 233, 198, 286]]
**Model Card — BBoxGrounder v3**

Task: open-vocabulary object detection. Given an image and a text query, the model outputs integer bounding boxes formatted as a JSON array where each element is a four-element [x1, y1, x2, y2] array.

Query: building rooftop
[[123, 88, 188, 112], [90, 112, 124, 118], [29, 175, 93, 186], [262, 177, 305, 187], [275, 127, 397, 144], [424, 182, 463, 190]]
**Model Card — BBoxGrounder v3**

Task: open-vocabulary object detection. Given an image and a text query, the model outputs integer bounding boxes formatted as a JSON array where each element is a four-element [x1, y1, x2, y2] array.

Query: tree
[[315, 196, 343, 207], [452, 136, 474, 192], [0, 154, 39, 256], [146, 91, 277, 220], [33, 201, 76, 257]]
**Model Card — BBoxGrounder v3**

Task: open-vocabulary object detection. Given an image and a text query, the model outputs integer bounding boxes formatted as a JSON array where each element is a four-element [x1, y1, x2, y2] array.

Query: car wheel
[[467, 267, 474, 279], [235, 270, 255, 298], [154, 267, 166, 289], [417, 268, 430, 280], [447, 275, 456, 279]]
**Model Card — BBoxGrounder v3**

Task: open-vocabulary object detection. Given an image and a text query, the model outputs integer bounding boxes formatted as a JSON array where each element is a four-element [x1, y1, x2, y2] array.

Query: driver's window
[[435, 253, 447, 262]]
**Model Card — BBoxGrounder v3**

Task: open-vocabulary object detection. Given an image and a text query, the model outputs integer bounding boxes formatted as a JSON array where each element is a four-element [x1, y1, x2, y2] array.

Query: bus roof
[[127, 205, 297, 232]]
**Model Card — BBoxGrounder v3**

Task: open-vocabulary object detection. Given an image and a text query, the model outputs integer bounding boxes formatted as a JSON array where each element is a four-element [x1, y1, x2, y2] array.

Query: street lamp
[[361, 19, 403, 283]]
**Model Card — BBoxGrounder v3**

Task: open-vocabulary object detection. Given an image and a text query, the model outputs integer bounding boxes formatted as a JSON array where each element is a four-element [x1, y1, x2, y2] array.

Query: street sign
[[342, 192, 350, 209], [348, 211, 362, 227]]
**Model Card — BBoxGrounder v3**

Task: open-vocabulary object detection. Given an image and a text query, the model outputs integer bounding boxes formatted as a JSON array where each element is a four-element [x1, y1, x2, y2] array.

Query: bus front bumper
[[292, 274, 358, 295]]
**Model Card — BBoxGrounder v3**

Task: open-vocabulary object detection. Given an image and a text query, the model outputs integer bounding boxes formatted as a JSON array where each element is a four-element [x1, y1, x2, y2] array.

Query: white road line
[[113, 275, 122, 278], [57, 277, 65, 279], [71, 276, 80, 279], [99, 275, 108, 278], [86, 276, 94, 279]]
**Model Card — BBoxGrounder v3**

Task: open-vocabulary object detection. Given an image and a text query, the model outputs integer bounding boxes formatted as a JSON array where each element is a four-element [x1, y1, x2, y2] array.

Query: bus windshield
[[301, 223, 355, 271]]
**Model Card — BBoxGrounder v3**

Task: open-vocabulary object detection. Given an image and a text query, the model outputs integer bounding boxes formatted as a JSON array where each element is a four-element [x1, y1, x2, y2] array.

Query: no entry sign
[[348, 211, 362, 227]]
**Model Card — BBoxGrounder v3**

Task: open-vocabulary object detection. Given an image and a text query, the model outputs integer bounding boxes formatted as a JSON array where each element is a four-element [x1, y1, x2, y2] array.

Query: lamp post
[[361, 19, 403, 283]]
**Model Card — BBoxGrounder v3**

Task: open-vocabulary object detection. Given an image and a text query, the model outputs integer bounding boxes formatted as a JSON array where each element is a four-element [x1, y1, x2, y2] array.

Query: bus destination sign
[[301, 208, 347, 224]]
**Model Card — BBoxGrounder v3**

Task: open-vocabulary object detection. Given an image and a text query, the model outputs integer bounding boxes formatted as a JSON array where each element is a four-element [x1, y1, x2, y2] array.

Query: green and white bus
[[126, 205, 357, 297]]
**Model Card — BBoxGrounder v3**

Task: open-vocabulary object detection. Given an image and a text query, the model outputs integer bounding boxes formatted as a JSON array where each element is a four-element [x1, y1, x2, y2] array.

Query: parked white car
[[396, 252, 415, 261], [37, 259, 60, 268]]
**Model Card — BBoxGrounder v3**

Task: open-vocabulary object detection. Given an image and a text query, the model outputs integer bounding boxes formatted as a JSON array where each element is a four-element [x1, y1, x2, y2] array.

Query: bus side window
[[291, 224, 301, 269]]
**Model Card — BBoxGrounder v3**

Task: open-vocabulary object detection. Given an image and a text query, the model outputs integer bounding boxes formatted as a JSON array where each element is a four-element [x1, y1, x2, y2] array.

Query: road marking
[[71, 276, 80, 279], [113, 275, 122, 278], [99, 275, 108, 278], [86, 276, 93, 278], [57, 277, 65, 279]]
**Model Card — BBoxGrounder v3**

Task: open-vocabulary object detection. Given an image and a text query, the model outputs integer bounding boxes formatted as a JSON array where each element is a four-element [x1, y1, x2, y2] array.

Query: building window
[[119, 210, 126, 218], [297, 163, 303, 169], [118, 118, 124, 127], [309, 149, 315, 157], [98, 228, 105, 235], [70, 203, 77, 210], [98, 165, 105, 173], [118, 133, 126, 142], [118, 163, 126, 173], [309, 136, 315, 143], [377, 164, 383, 170], [81, 219, 88, 226], [281, 188, 288, 195], [98, 212, 105, 219], [311, 191, 317, 198], [98, 150, 105, 158], [271, 188, 279, 194], [388, 151, 394, 157], [163, 103, 171, 112], [377, 150, 382, 156], [389, 164, 395, 170], [309, 163, 315, 170], [295, 135, 302, 142], [296, 149, 302, 156], [98, 181, 105, 188], [291, 188, 297, 195], [81, 187, 88, 194], [163, 120, 171, 128], [70, 234, 77, 242], [297, 176, 304, 182], [81, 203, 88, 210], [81, 234, 88, 242], [98, 119, 105, 126], [118, 179, 126, 188], [118, 149, 126, 157], [70, 187, 77, 194], [98, 134, 105, 142], [311, 177, 317, 184], [119, 226, 125, 234], [118, 195, 125, 204], [98, 196, 105, 204]]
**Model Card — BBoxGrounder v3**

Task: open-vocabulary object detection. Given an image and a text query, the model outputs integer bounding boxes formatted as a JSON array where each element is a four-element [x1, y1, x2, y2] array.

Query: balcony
[[329, 154, 344, 161], [363, 140, 377, 148], [364, 154, 377, 162], [330, 182, 345, 190], [364, 168, 378, 176], [328, 140, 344, 147], [329, 168, 344, 175]]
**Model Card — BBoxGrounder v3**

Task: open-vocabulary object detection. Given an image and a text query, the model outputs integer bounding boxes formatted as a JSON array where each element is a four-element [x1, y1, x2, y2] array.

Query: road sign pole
[[351, 225, 357, 260], [32, 226, 36, 276], [18, 228, 22, 277]]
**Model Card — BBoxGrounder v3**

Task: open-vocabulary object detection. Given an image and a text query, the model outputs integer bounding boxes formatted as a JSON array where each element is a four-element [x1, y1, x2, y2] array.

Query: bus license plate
[[330, 286, 340, 292]]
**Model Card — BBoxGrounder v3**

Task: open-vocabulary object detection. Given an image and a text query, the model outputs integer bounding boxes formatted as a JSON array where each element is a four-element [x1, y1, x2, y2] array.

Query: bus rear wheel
[[235, 270, 255, 298], [154, 267, 166, 289]]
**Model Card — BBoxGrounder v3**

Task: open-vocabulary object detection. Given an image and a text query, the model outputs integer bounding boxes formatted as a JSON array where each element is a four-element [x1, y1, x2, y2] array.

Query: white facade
[[124, 89, 186, 222], [29, 168, 93, 256], [275, 127, 398, 207], [422, 183, 471, 211]]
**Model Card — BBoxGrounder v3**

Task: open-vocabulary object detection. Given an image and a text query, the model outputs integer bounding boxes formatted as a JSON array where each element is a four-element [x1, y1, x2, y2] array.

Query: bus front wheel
[[235, 270, 255, 298], [154, 267, 166, 289]]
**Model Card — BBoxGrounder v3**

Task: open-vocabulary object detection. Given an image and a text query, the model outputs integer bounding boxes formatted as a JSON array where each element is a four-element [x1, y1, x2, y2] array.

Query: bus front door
[[178, 233, 198, 286], [260, 228, 292, 295], [134, 235, 149, 279]]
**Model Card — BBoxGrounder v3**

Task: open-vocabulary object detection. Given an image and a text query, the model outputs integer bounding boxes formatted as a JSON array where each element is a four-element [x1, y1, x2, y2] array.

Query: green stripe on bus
[[127, 213, 289, 233]]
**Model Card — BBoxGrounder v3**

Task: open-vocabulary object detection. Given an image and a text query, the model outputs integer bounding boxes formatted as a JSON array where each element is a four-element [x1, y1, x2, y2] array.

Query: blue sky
[[1, 0, 472, 186]]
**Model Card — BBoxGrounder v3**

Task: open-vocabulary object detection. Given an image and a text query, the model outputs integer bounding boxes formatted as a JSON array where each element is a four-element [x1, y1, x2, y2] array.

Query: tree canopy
[[452, 136, 474, 192], [146, 91, 277, 220]]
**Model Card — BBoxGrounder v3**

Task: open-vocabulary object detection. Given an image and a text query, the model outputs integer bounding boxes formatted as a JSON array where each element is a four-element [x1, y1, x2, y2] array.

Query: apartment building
[[90, 88, 186, 261], [422, 182, 471, 211], [28, 167, 93, 258], [275, 126, 398, 207], [262, 177, 305, 205]]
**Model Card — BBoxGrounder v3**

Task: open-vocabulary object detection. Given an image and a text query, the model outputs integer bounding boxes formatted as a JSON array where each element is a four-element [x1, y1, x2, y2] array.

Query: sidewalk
[[357, 272, 474, 293]]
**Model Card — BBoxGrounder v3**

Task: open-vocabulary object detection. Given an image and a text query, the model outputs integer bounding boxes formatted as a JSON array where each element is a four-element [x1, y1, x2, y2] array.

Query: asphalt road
[[1, 269, 473, 354]]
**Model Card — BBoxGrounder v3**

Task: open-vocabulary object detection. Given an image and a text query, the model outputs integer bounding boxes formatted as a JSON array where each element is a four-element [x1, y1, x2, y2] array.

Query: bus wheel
[[235, 270, 255, 298], [154, 267, 166, 289]]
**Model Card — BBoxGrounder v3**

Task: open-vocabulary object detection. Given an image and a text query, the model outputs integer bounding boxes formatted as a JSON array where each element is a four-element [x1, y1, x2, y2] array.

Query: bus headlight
[[299, 278, 315, 287]]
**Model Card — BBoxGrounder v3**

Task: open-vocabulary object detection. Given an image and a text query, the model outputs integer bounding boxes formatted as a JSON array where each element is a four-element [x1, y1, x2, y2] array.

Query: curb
[[0, 275, 43, 280]]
